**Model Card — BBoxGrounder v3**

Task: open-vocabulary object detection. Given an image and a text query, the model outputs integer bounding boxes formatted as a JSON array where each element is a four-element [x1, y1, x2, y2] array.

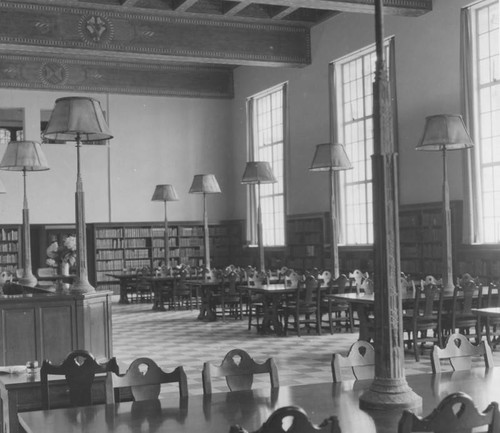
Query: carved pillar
[[359, 0, 421, 410]]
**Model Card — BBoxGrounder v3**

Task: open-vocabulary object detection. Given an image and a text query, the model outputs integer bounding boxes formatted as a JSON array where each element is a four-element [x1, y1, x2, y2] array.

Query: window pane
[[333, 42, 392, 244], [474, 0, 500, 242], [249, 85, 286, 247]]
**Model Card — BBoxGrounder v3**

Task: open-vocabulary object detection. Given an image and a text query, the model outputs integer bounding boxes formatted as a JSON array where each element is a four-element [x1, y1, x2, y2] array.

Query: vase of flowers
[[46, 235, 77, 287]]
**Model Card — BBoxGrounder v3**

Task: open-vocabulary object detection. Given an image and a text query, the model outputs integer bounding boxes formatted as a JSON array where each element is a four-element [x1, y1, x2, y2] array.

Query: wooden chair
[[283, 274, 322, 336], [245, 270, 268, 331], [110, 357, 188, 401], [212, 268, 244, 320], [40, 349, 119, 409], [431, 332, 494, 374], [441, 273, 483, 341], [127, 267, 153, 303], [331, 340, 375, 382], [398, 392, 500, 433], [172, 268, 195, 310], [321, 274, 353, 334], [480, 281, 500, 349], [402, 279, 443, 361], [229, 405, 341, 433], [202, 348, 279, 395]]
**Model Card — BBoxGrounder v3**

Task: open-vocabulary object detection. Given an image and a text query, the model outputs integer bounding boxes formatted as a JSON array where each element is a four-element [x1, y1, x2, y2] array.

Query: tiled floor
[[111, 297, 500, 396]]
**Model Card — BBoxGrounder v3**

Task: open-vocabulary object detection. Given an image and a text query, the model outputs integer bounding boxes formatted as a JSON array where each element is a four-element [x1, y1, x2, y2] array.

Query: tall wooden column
[[359, 0, 421, 410]]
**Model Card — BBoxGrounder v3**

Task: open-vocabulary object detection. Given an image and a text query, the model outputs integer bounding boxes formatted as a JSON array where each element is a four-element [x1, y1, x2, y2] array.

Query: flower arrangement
[[46, 235, 77, 270]]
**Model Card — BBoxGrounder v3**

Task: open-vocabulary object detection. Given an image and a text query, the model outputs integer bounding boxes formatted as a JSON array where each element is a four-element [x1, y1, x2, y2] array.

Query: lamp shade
[[42, 97, 113, 143], [241, 161, 277, 184], [189, 174, 221, 194], [151, 184, 179, 202], [309, 143, 352, 171], [0, 141, 49, 172], [416, 114, 474, 151]]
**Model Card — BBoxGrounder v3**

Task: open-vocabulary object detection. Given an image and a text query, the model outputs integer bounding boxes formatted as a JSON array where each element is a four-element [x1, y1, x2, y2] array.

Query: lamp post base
[[70, 278, 96, 294], [359, 377, 422, 411]]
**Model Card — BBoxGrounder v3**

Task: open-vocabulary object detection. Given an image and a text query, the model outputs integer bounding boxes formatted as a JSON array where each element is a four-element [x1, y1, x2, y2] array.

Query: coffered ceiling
[[0, 0, 432, 98]]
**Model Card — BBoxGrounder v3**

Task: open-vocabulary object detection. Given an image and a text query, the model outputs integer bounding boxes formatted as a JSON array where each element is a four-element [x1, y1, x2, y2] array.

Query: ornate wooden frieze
[[0, 2, 311, 67], [0, 53, 234, 98]]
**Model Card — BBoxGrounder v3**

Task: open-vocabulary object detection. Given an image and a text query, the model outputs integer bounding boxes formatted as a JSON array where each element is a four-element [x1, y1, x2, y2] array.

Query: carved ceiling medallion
[[78, 15, 114, 45], [40, 62, 68, 86]]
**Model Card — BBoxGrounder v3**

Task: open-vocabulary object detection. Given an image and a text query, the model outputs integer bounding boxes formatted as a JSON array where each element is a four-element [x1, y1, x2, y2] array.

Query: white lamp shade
[[152, 184, 179, 202], [189, 174, 221, 194], [310, 143, 352, 171], [416, 114, 474, 151], [0, 141, 49, 172], [241, 161, 277, 184], [42, 97, 113, 143]]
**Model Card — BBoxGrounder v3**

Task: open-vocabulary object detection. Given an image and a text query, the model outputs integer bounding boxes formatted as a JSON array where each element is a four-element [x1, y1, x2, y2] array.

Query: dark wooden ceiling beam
[[2, 0, 432, 17], [173, 0, 200, 13], [271, 6, 298, 20], [0, 2, 311, 67], [0, 52, 234, 98], [224, 0, 251, 17], [120, 0, 141, 6], [240, 0, 432, 16]]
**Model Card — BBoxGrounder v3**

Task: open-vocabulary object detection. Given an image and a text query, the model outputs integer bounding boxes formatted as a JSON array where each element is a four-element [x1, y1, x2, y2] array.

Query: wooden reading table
[[17, 368, 500, 433]]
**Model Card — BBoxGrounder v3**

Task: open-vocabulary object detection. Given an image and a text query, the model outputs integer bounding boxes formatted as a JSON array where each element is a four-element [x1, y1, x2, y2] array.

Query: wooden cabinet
[[0, 226, 20, 274], [0, 291, 112, 367]]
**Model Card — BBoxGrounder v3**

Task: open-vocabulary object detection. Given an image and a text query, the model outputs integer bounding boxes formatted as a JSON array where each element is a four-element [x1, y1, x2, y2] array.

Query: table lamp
[[241, 161, 277, 273], [42, 97, 113, 293], [310, 143, 352, 279], [416, 114, 473, 293], [151, 184, 179, 270], [189, 174, 221, 271], [0, 141, 49, 287]]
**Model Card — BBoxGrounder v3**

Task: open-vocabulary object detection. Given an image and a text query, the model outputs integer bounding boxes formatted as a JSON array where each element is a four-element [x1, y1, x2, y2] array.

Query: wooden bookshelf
[[286, 213, 326, 271], [0, 225, 20, 274], [88, 221, 243, 291], [398, 201, 462, 278]]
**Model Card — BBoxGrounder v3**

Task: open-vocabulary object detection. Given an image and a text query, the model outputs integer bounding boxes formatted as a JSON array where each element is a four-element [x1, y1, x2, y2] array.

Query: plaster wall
[[231, 0, 472, 218]]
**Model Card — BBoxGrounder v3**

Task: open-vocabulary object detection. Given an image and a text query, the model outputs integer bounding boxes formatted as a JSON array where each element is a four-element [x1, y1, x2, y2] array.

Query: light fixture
[[42, 97, 113, 293], [151, 184, 179, 271], [416, 114, 473, 293], [241, 161, 277, 273], [0, 141, 49, 287], [310, 143, 352, 279], [189, 174, 221, 271]]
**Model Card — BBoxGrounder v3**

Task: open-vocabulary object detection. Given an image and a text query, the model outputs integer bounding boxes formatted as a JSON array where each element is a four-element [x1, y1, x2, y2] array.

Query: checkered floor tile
[[111, 297, 500, 396]]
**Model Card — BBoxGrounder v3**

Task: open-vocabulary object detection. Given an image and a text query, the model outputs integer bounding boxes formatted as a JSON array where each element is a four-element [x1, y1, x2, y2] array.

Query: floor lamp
[[189, 174, 221, 271], [151, 184, 179, 271], [241, 161, 277, 273], [416, 114, 473, 293], [0, 141, 49, 287], [43, 97, 113, 294], [310, 143, 352, 279]]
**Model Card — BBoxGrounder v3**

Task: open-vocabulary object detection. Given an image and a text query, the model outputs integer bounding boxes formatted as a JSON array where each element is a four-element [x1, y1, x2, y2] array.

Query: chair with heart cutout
[[398, 391, 500, 433], [431, 332, 494, 374], [40, 349, 119, 409], [331, 340, 375, 382], [229, 405, 341, 433], [202, 348, 279, 395], [111, 357, 188, 401]]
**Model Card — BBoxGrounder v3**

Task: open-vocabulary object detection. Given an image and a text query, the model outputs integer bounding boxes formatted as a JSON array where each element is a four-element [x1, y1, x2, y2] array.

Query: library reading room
[[0, 0, 499, 432]]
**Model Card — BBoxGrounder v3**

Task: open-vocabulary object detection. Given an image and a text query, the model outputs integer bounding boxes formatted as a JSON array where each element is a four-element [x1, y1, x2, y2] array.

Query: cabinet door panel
[[38, 305, 75, 364], [2, 308, 37, 365]]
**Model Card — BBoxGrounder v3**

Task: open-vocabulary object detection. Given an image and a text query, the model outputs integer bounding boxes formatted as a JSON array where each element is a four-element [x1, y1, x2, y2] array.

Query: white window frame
[[246, 83, 287, 248], [330, 38, 395, 246], [464, 0, 500, 243]]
